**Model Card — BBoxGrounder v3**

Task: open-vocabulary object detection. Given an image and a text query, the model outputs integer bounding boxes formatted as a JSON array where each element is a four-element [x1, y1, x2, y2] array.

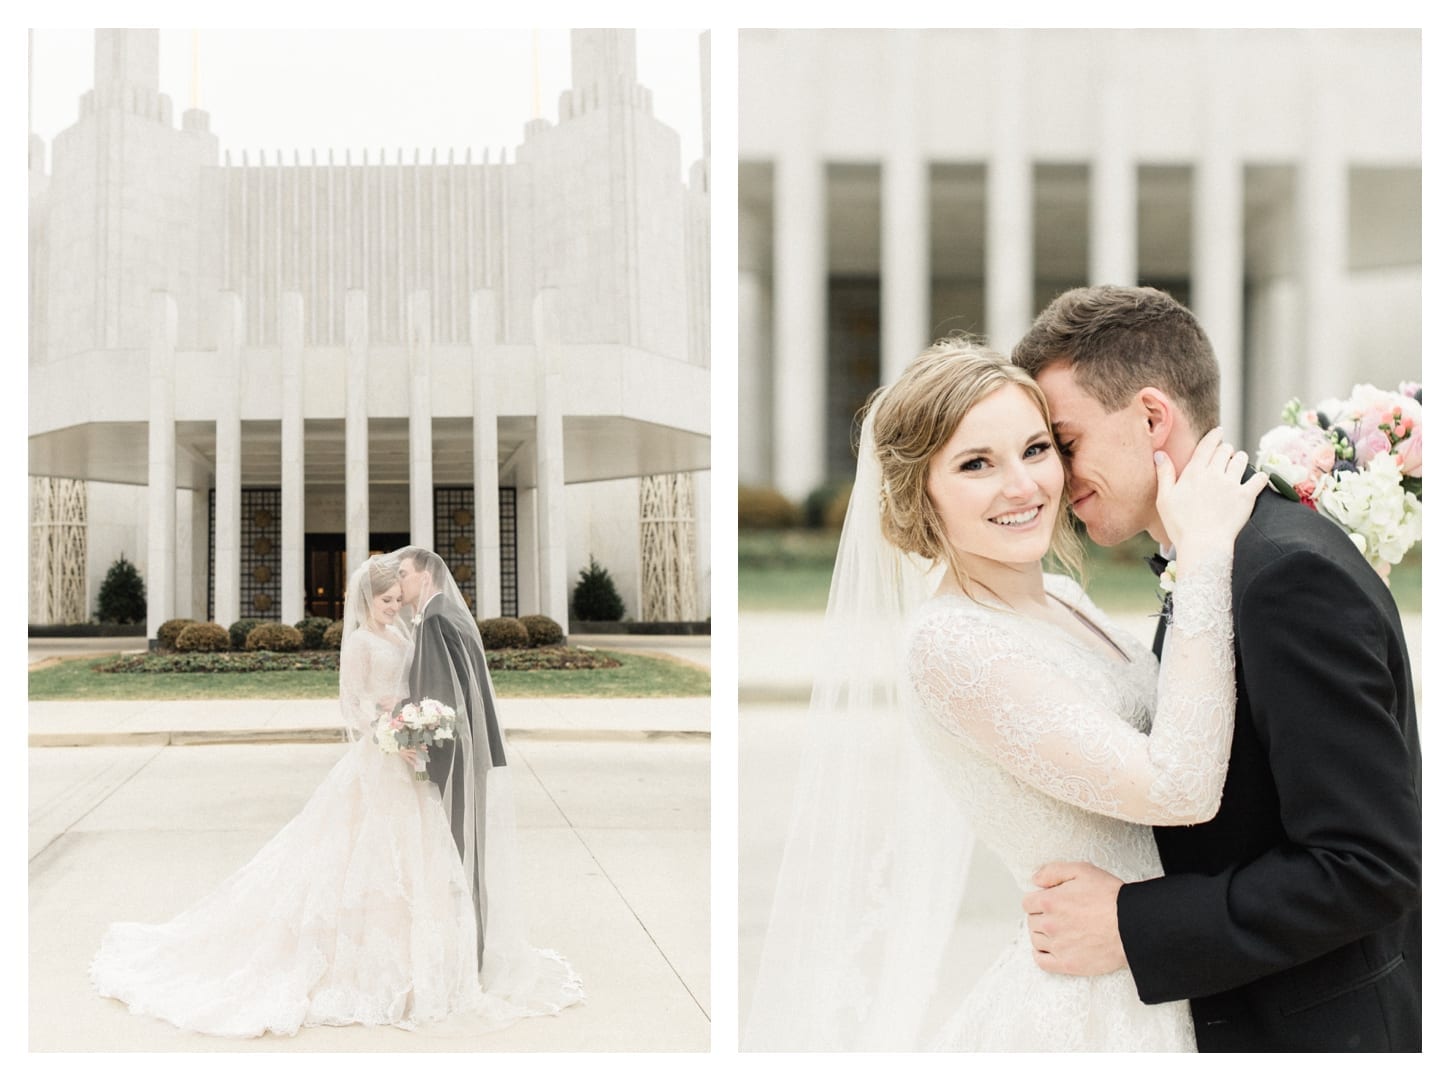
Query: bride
[[90, 552, 582, 1038], [744, 339, 1267, 1050]]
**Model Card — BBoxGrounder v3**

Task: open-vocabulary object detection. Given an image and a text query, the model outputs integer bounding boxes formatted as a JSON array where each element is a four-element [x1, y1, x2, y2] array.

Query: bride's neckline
[[931, 579, 1132, 666]]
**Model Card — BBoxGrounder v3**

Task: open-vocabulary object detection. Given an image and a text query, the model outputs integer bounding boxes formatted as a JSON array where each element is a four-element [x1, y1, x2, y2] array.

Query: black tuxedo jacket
[[1117, 490, 1421, 1051]]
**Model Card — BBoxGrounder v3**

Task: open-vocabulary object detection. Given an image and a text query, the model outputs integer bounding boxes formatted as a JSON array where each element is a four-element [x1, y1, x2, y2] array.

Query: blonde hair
[[866, 335, 1084, 591]]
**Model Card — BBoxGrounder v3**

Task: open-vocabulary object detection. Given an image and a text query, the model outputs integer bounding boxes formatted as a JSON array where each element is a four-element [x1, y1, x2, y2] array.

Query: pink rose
[[1397, 428, 1422, 478], [390, 718, 404, 730], [1293, 479, 1319, 511], [1310, 443, 1336, 474], [1356, 429, 1392, 463]]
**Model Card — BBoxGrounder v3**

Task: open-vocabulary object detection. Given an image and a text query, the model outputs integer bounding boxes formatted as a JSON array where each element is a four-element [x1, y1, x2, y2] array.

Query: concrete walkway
[[28, 638, 711, 1051]]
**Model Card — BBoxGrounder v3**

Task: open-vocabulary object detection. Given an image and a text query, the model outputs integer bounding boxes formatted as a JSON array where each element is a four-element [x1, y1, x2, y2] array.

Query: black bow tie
[[1145, 553, 1169, 578]]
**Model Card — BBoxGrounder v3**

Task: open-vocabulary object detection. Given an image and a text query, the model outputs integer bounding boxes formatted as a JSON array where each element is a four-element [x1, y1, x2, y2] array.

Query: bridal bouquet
[[1255, 382, 1422, 580], [374, 699, 457, 780]]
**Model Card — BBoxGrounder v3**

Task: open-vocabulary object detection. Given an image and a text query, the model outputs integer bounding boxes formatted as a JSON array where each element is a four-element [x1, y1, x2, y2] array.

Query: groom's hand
[[1024, 861, 1128, 977]]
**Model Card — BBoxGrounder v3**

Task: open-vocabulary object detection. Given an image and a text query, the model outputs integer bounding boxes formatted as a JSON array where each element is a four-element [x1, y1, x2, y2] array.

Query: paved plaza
[[28, 635, 710, 1052]]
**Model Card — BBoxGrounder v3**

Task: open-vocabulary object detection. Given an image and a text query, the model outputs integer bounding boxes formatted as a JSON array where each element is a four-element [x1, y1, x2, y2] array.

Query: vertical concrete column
[[174, 489, 194, 619], [471, 289, 503, 619], [1194, 42, 1245, 443], [1091, 36, 1137, 288], [407, 290, 433, 551], [146, 292, 178, 639], [345, 290, 370, 571], [532, 288, 569, 626], [987, 30, 1033, 350], [213, 291, 243, 628], [280, 291, 305, 623], [1301, 38, 1348, 407], [773, 150, 827, 501], [881, 32, 929, 383]]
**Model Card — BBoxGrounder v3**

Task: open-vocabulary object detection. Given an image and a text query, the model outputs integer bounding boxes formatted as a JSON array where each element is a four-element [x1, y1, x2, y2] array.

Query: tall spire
[[94, 29, 160, 92], [532, 29, 541, 119], [190, 30, 200, 110]]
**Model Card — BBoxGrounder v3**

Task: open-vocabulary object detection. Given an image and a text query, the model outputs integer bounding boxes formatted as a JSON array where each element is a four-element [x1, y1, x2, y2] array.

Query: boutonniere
[[411, 613, 424, 627], [1158, 560, 1177, 595]]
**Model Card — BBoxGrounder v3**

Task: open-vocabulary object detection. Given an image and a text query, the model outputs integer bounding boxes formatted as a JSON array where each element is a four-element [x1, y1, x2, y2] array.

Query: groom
[[397, 546, 508, 968], [1012, 286, 1421, 1052]]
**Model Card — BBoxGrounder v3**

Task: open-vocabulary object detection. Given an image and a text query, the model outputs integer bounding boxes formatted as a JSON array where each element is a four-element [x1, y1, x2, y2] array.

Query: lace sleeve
[[908, 557, 1236, 826], [338, 634, 373, 739]]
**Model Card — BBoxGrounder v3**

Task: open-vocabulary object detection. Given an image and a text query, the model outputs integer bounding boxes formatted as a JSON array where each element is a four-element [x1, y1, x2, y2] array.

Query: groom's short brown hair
[[1011, 285, 1221, 435], [398, 546, 445, 582]]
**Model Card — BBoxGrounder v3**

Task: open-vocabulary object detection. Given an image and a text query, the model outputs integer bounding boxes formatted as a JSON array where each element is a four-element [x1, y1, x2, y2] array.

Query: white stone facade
[[30, 29, 710, 633], [739, 29, 1420, 499]]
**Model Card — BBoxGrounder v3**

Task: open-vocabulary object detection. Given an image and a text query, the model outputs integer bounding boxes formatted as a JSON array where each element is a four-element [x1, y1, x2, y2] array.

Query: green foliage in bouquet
[[175, 622, 231, 653], [95, 555, 146, 625], [572, 556, 626, 621]]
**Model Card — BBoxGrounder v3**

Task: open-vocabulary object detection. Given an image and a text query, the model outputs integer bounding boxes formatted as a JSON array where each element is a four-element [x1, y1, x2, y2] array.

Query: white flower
[[1158, 560, 1177, 594], [1316, 454, 1422, 569], [411, 613, 423, 627], [375, 723, 400, 753]]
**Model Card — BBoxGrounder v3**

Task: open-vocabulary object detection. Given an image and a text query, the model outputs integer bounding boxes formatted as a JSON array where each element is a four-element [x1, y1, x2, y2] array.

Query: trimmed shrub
[[175, 621, 230, 653], [322, 621, 345, 649], [823, 485, 853, 530], [156, 619, 196, 649], [478, 617, 531, 651], [295, 616, 333, 650], [228, 618, 265, 650], [95, 555, 146, 625], [738, 485, 800, 529], [245, 622, 304, 652], [572, 556, 626, 621], [802, 482, 851, 529], [520, 613, 565, 647]]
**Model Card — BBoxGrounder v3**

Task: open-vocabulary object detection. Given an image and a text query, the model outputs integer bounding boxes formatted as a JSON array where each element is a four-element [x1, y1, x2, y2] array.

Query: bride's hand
[[399, 748, 420, 769], [1154, 427, 1269, 566]]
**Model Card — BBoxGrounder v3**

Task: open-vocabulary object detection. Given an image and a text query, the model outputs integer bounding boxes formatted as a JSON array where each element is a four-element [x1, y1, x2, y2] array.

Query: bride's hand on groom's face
[[1023, 861, 1129, 978]]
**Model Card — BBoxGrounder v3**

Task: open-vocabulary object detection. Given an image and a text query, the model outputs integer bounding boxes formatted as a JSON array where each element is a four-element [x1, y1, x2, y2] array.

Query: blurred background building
[[738, 29, 1420, 500], [30, 28, 710, 634]]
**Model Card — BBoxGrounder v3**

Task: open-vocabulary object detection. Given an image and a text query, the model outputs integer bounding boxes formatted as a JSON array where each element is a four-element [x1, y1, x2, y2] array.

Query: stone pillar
[[881, 32, 929, 383], [986, 30, 1032, 350], [146, 293, 177, 640], [212, 293, 243, 628], [280, 291, 305, 623], [407, 290, 433, 550], [533, 288, 568, 626], [1301, 38, 1348, 409], [773, 150, 827, 501], [345, 290, 370, 572], [1091, 37, 1137, 288], [471, 289, 503, 619], [1194, 44, 1245, 443]]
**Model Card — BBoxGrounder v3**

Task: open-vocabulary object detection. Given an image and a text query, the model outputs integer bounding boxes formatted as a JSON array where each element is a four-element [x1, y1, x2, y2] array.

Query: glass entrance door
[[304, 533, 410, 618]]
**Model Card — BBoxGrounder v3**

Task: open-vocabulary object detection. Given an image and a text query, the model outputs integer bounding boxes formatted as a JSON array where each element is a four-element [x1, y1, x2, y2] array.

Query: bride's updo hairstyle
[[367, 555, 401, 597], [865, 335, 1083, 585]]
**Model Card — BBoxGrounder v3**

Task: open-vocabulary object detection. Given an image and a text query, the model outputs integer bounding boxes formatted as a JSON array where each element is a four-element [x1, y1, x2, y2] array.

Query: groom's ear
[[1138, 387, 1176, 450]]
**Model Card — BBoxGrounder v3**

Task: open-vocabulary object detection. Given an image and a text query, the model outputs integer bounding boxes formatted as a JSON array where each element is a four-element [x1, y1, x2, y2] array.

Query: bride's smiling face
[[370, 584, 402, 626], [924, 384, 1064, 566]]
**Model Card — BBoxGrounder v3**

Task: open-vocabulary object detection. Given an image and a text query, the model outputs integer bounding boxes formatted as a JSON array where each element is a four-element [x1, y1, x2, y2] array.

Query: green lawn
[[29, 651, 709, 701], [740, 528, 1423, 614]]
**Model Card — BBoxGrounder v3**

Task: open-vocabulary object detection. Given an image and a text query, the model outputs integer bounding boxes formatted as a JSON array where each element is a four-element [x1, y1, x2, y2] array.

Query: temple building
[[29, 28, 710, 634], [739, 29, 1420, 499]]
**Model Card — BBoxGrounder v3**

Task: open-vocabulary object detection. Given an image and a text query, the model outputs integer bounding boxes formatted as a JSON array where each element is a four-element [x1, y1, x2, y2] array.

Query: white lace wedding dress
[[90, 625, 579, 1038], [905, 562, 1234, 1051]]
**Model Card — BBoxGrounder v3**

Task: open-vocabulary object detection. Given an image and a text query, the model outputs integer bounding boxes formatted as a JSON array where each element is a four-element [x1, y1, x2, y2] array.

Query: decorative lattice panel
[[29, 477, 88, 624], [640, 473, 698, 621], [209, 488, 284, 620], [433, 486, 517, 618]]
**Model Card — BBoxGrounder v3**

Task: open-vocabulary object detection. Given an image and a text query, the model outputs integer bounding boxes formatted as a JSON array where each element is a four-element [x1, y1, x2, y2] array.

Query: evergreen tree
[[95, 554, 146, 624], [571, 556, 625, 621]]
